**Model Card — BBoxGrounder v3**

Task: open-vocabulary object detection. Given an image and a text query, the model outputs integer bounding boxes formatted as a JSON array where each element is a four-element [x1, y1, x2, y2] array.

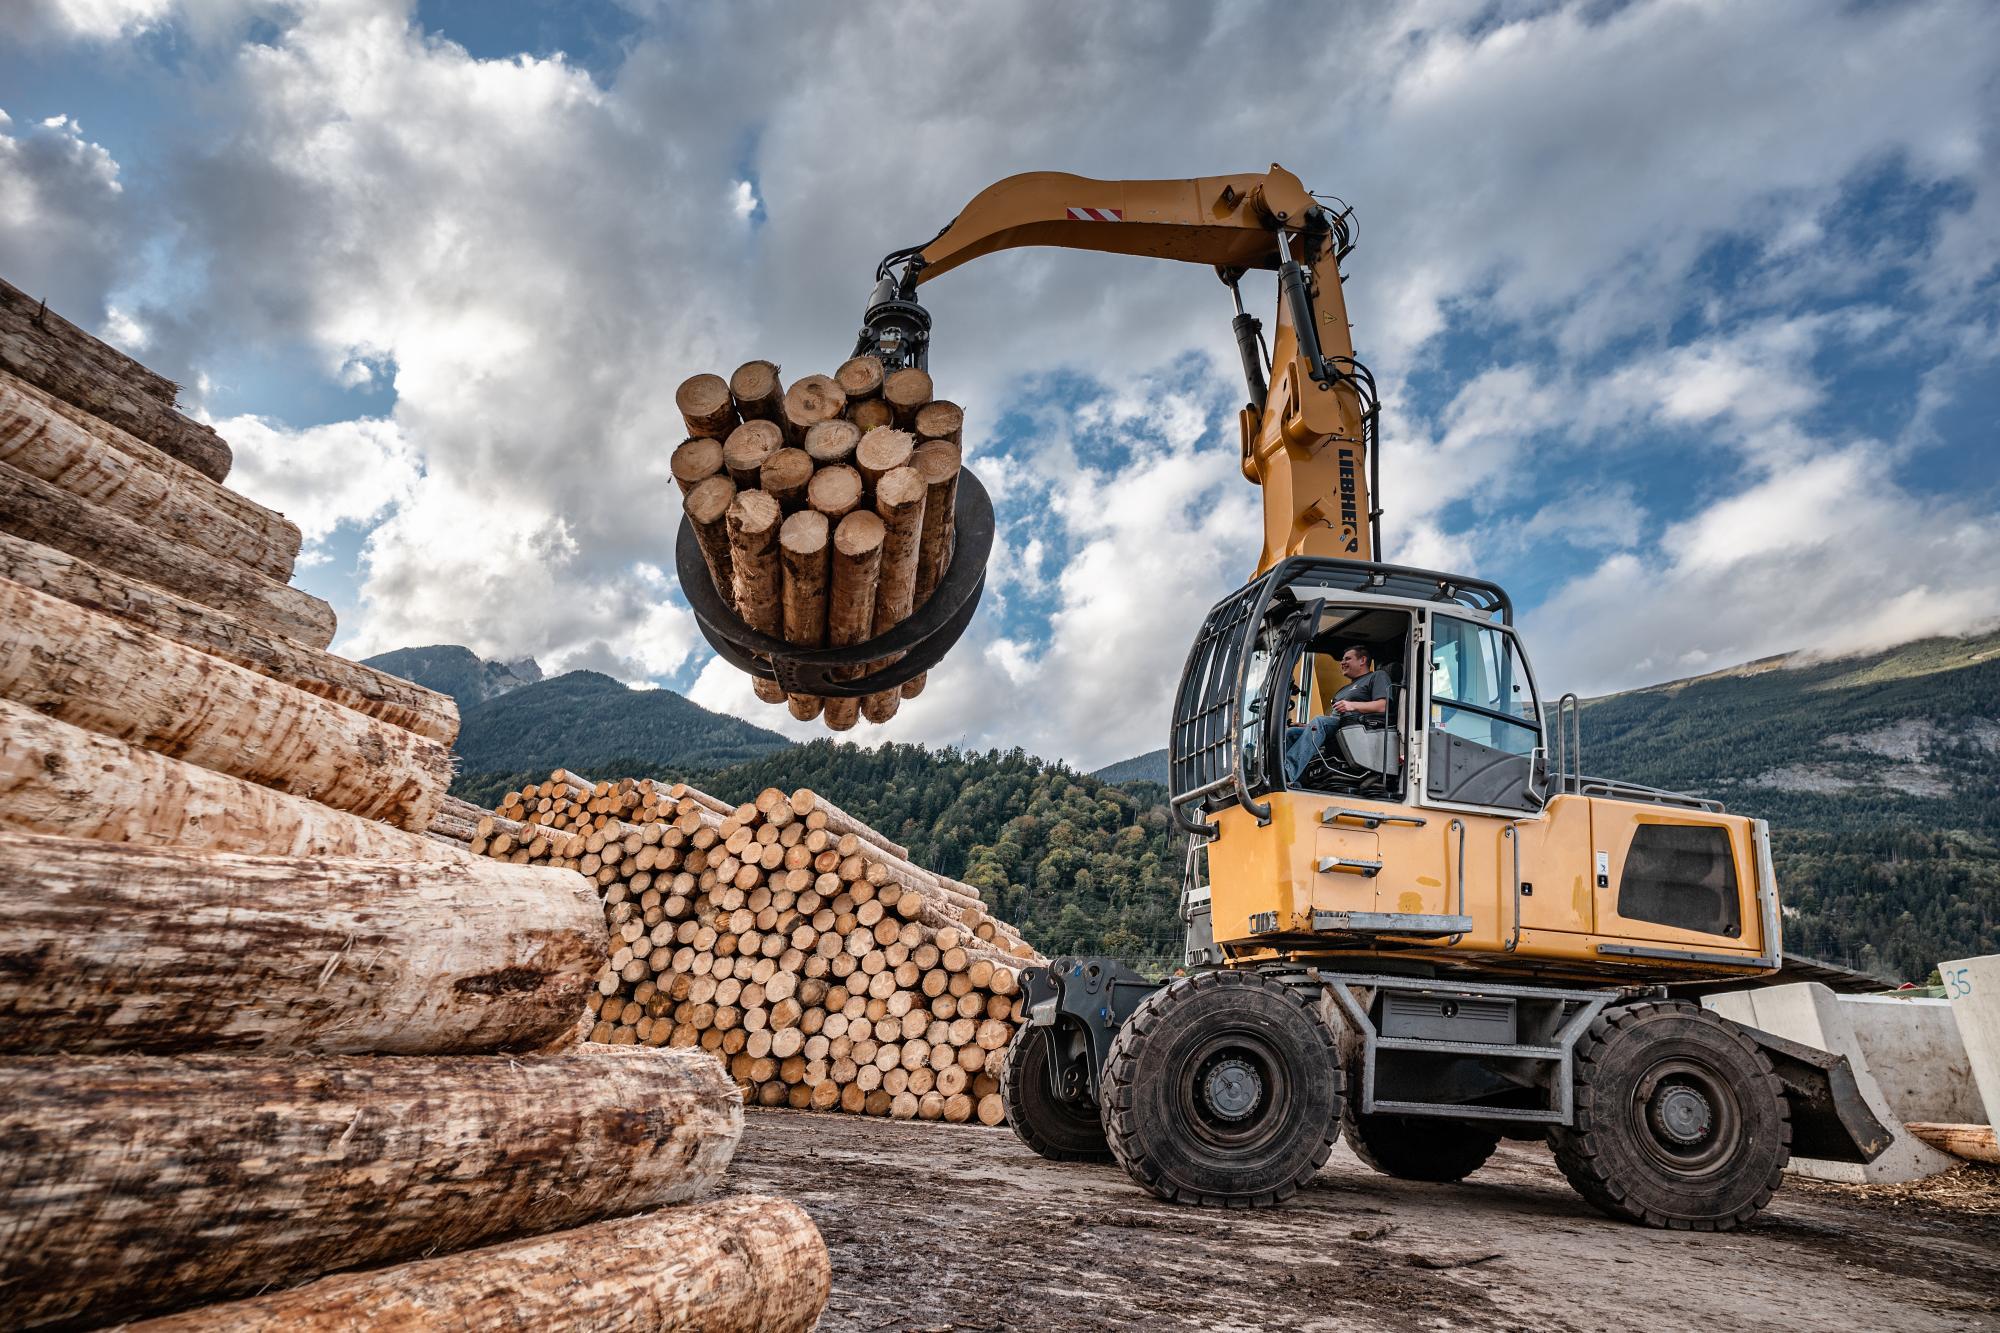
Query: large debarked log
[[0, 829, 602, 1055], [0, 278, 232, 482], [0, 1046, 742, 1330], [128, 1197, 830, 1332], [0, 459, 336, 648], [0, 532, 456, 742], [0, 577, 448, 830], [0, 701, 464, 861]]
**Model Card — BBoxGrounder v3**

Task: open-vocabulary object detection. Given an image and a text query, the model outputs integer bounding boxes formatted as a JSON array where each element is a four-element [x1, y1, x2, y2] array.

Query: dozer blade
[[1729, 1021, 1894, 1164]]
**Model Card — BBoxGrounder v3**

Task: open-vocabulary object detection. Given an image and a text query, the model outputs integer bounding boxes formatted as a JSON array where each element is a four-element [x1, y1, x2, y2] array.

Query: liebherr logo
[[1337, 447, 1361, 553]]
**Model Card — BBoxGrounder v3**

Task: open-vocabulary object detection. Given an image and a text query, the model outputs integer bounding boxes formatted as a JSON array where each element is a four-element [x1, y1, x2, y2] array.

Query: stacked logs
[[0, 282, 828, 1331], [674, 357, 964, 730], [454, 770, 1042, 1124]]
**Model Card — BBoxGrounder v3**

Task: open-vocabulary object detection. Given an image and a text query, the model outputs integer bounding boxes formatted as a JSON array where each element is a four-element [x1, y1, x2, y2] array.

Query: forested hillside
[[447, 671, 789, 776]]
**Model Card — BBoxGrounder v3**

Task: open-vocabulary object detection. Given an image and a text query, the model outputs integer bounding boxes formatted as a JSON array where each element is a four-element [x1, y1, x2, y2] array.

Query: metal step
[[1376, 1036, 1565, 1060]]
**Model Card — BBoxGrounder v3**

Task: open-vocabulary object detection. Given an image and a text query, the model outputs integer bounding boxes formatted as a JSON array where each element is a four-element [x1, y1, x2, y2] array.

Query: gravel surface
[[729, 1110, 2000, 1332]]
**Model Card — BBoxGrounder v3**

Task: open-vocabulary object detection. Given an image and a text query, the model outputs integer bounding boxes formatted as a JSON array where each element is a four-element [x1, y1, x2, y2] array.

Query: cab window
[[1425, 614, 1542, 809]]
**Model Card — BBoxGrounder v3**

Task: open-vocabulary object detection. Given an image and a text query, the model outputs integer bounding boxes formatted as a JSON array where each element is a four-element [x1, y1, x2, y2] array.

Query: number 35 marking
[[1945, 966, 1973, 1000]]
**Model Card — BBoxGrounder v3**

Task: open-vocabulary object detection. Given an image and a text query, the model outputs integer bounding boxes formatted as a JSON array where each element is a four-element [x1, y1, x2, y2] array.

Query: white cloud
[[214, 413, 420, 544]]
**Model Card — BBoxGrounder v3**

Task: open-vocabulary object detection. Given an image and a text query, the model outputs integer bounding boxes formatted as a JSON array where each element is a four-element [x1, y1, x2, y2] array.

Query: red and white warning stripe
[[1065, 206, 1124, 221]]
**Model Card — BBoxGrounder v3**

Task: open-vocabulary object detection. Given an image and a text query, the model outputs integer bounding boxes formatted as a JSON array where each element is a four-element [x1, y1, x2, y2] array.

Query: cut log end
[[807, 465, 864, 522], [914, 400, 964, 446], [722, 419, 785, 487], [804, 418, 860, 466], [856, 428, 916, 490], [783, 375, 848, 440], [835, 355, 885, 400], [848, 398, 894, 433], [729, 360, 785, 423], [883, 367, 934, 425], [676, 373, 738, 438], [761, 448, 815, 510], [670, 437, 725, 493]]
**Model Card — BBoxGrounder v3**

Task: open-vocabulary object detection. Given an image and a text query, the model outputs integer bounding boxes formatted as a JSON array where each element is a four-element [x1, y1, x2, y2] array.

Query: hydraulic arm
[[857, 165, 1384, 573]]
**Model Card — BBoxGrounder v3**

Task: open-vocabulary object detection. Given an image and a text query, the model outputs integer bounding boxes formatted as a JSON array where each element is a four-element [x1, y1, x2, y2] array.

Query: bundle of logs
[[0, 277, 828, 1331], [447, 770, 1044, 1124], [674, 356, 964, 730]]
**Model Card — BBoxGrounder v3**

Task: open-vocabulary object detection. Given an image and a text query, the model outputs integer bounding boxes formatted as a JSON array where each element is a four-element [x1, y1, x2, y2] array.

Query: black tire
[[1346, 1110, 1501, 1183], [1548, 1000, 1790, 1231], [1099, 970, 1344, 1207], [1001, 1023, 1112, 1162]]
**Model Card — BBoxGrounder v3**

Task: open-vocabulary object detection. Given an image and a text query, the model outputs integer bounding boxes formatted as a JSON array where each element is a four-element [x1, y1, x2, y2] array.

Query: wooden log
[[0, 829, 601, 1055], [883, 366, 933, 426], [676, 372, 739, 437], [0, 374, 295, 581], [0, 531, 457, 742], [670, 782, 735, 819], [782, 374, 847, 443], [761, 447, 814, 510], [0, 277, 232, 481], [855, 426, 914, 494], [0, 701, 466, 863], [780, 510, 830, 720], [848, 397, 894, 432], [807, 463, 863, 522], [729, 359, 786, 424], [805, 417, 860, 466], [727, 489, 783, 638], [914, 399, 964, 447], [2, 369, 293, 565], [0, 577, 448, 830], [722, 418, 784, 488], [900, 671, 927, 699], [912, 437, 962, 606], [835, 354, 884, 401], [791, 788, 910, 860], [862, 465, 926, 723], [129, 1197, 830, 1333], [670, 436, 724, 494], [1905, 1121, 2000, 1164], [684, 474, 737, 604], [0, 1045, 742, 1330], [823, 510, 884, 732], [0, 458, 337, 648]]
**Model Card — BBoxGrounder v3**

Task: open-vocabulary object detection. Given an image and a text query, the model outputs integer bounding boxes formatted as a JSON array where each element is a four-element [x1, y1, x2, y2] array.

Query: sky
[[2, 0, 1996, 771]]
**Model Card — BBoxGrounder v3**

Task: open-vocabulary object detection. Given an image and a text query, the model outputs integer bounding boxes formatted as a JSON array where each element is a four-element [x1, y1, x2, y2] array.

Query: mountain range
[[369, 631, 2000, 981]]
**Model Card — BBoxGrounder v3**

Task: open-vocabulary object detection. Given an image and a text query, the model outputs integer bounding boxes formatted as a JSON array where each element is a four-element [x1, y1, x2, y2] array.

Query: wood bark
[[128, 1197, 830, 1333], [2, 369, 294, 564], [883, 367, 933, 426], [912, 437, 962, 606], [782, 374, 847, 443], [669, 436, 724, 494], [0, 277, 232, 481], [807, 464, 863, 521], [676, 372, 739, 437], [722, 419, 783, 487], [862, 466, 926, 723], [0, 701, 464, 863], [0, 531, 457, 742], [684, 475, 737, 605], [0, 828, 602, 1055], [0, 373, 295, 579], [1906, 1122, 2000, 1164], [805, 417, 860, 465], [726, 490, 783, 636], [0, 458, 337, 648], [790, 787, 911, 860], [824, 511, 884, 732], [835, 354, 885, 401], [0, 577, 449, 830], [914, 399, 964, 447], [729, 359, 785, 423], [848, 397, 894, 433], [900, 670, 927, 698], [856, 427, 915, 494], [0, 1045, 742, 1330], [761, 447, 815, 510]]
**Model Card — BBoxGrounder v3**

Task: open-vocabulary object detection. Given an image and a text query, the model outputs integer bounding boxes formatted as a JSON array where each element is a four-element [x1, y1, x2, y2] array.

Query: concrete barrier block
[[1704, 982, 1958, 1184], [1940, 953, 2000, 1127]]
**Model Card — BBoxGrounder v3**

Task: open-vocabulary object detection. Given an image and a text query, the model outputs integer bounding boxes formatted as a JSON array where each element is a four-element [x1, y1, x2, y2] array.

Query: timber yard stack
[[674, 356, 964, 729], [0, 278, 828, 1331], [446, 770, 1045, 1123]]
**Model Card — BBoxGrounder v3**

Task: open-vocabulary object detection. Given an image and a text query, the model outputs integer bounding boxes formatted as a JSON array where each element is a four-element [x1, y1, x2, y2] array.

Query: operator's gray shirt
[[1334, 667, 1392, 713]]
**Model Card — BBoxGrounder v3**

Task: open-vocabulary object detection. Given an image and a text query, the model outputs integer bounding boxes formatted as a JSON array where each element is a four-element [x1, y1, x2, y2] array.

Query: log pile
[[452, 769, 1045, 1124], [0, 286, 827, 1330], [675, 357, 965, 730]]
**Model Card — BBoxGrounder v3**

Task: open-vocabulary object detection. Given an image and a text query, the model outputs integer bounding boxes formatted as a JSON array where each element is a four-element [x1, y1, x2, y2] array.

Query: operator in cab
[[1285, 645, 1393, 781]]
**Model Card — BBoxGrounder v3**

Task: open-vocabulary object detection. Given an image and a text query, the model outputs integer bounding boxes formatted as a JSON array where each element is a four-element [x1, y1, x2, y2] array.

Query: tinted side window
[[1617, 824, 1742, 937]]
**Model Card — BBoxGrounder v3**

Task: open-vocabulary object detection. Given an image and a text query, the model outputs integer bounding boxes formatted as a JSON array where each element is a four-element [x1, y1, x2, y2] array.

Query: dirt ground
[[727, 1109, 2000, 1333]]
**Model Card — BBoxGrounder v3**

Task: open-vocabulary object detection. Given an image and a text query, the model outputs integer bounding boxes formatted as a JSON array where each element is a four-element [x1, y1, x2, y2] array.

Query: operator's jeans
[[1285, 714, 1346, 783]]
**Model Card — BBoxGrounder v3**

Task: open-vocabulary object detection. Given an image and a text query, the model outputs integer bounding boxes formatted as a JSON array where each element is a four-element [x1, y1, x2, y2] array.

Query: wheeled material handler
[[708, 164, 1894, 1229]]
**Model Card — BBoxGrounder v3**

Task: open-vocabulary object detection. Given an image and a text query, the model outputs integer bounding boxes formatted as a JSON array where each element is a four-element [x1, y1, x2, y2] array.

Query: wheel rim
[[1177, 1029, 1290, 1149], [1632, 1056, 1740, 1177]]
